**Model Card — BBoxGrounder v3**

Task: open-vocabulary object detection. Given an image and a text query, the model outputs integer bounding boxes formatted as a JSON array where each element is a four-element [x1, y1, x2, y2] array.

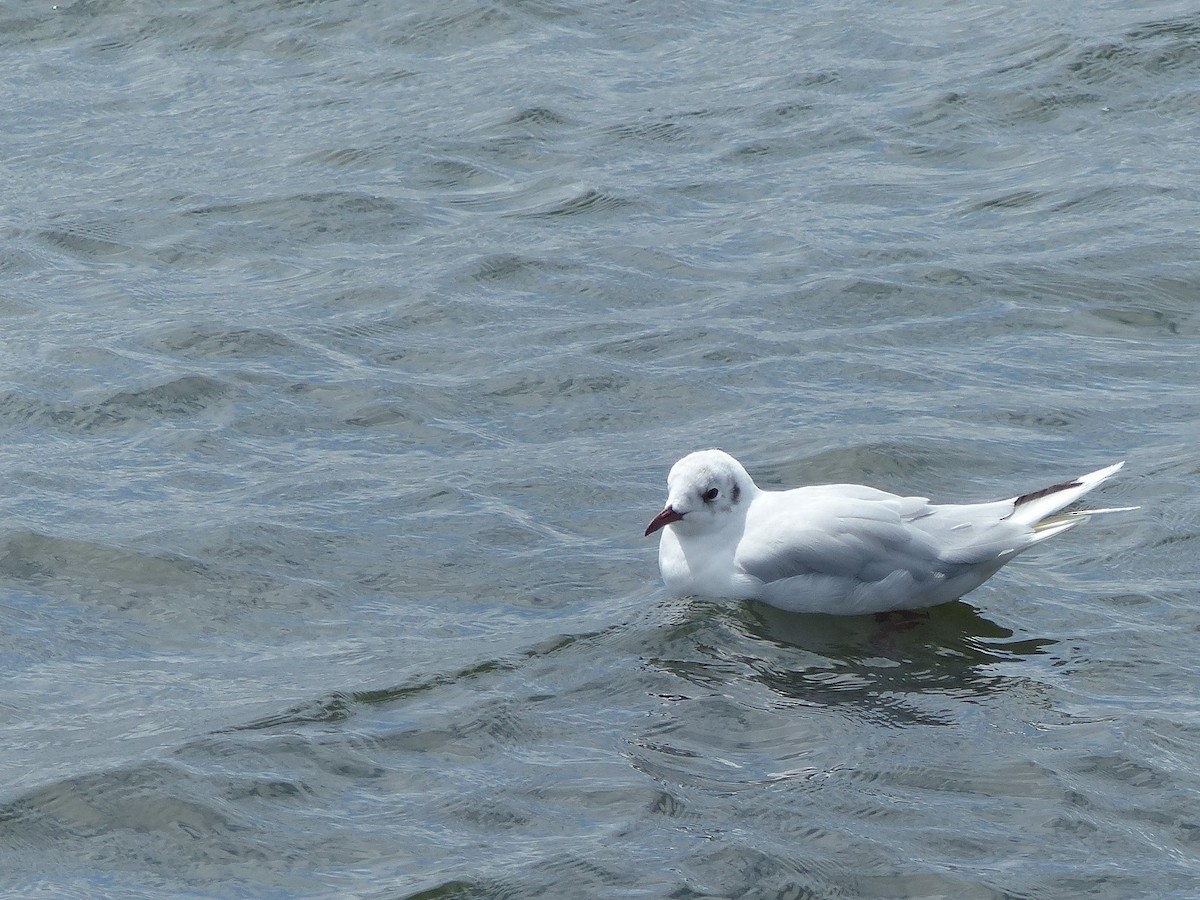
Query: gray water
[[2, 0, 1198, 897]]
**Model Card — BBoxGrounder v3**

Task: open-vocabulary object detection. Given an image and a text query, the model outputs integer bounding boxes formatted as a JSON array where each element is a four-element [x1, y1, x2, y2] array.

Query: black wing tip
[[1014, 479, 1083, 508]]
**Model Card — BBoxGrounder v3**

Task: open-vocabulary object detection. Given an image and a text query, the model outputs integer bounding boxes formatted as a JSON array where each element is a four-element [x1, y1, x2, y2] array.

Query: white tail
[[1008, 461, 1134, 534]]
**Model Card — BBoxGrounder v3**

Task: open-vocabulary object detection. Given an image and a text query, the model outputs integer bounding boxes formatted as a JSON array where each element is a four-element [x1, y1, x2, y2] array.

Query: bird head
[[645, 449, 756, 537]]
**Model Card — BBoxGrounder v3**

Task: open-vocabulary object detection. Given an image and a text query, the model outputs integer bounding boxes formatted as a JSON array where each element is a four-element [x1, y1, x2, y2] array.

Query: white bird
[[645, 449, 1134, 615]]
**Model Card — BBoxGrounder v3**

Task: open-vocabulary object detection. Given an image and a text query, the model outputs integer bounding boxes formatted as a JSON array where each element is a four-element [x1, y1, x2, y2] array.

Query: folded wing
[[735, 486, 1031, 614]]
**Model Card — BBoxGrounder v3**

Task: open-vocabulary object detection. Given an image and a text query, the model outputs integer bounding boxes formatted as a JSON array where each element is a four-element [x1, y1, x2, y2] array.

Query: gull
[[644, 449, 1134, 615]]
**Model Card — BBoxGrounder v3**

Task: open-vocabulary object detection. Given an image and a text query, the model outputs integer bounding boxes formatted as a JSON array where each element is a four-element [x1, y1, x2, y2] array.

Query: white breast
[[658, 526, 757, 599]]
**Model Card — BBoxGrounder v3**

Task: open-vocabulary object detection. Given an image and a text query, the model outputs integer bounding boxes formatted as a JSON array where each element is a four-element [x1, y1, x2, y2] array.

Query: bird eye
[[703, 487, 719, 502]]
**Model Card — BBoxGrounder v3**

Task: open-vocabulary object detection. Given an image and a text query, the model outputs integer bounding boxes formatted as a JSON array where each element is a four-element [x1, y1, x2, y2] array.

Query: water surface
[[2, 1, 1198, 897]]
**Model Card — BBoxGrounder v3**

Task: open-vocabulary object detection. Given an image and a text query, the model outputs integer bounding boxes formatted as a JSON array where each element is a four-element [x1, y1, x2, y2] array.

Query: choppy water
[[2, 0, 1198, 897]]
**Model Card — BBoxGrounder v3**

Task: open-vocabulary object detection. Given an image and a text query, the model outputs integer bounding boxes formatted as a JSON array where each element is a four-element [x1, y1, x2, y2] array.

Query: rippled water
[[2, 0, 1198, 897]]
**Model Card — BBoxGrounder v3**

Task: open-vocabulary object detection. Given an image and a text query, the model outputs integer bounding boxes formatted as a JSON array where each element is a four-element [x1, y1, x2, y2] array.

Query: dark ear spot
[[731, 483, 741, 503]]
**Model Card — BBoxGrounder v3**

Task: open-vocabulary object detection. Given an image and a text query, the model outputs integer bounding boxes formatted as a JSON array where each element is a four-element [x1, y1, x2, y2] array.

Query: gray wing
[[734, 485, 1041, 613], [736, 491, 950, 587]]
